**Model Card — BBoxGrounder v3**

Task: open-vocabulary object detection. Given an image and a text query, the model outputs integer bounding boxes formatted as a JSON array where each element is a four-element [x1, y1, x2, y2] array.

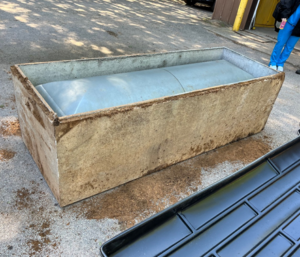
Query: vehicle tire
[[210, 1, 216, 11], [186, 0, 195, 6]]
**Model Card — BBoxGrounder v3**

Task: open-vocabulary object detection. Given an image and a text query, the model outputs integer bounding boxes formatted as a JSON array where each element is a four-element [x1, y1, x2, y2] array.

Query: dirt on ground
[[27, 231, 56, 257], [5, 133, 272, 254], [0, 149, 16, 161], [0, 119, 21, 137], [13, 185, 58, 256], [106, 30, 118, 37], [72, 137, 272, 228], [15, 188, 35, 210], [194, 135, 273, 168]]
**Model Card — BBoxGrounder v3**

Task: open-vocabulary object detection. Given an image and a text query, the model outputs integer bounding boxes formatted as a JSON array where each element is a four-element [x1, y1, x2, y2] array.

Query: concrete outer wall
[[11, 67, 60, 201], [55, 74, 284, 206]]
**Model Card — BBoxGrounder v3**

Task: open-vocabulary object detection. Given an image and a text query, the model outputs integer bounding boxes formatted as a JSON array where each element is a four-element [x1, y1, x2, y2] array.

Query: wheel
[[186, 0, 195, 6], [210, 1, 216, 11]]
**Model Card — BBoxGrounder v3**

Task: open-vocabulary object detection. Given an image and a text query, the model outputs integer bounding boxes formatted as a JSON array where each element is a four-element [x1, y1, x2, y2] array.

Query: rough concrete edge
[[261, 72, 286, 132], [15, 48, 225, 68], [10, 65, 59, 124]]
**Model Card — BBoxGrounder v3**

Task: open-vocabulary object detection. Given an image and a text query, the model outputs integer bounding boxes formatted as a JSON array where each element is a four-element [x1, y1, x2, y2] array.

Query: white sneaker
[[269, 65, 277, 70], [277, 66, 284, 72]]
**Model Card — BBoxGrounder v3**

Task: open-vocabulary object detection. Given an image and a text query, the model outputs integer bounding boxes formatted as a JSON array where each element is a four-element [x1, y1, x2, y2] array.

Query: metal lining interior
[[16, 48, 278, 118], [34, 60, 254, 117]]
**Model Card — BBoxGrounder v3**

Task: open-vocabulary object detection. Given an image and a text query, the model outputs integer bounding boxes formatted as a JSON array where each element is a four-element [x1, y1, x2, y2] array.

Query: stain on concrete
[[193, 137, 272, 169], [106, 30, 118, 37], [0, 120, 21, 137], [0, 149, 16, 161], [13, 187, 58, 256], [15, 188, 34, 210]]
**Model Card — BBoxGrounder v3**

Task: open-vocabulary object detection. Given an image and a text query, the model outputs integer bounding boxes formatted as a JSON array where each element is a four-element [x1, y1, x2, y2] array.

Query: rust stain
[[55, 120, 82, 142], [0, 149, 16, 161], [27, 97, 45, 129]]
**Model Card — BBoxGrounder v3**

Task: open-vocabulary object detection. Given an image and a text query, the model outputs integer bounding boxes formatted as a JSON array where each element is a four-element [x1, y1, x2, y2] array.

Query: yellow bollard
[[233, 0, 249, 31]]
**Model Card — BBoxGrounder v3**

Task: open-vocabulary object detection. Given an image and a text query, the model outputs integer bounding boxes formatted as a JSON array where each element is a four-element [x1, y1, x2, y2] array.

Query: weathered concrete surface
[[57, 72, 283, 206], [12, 68, 60, 201], [0, 0, 299, 256]]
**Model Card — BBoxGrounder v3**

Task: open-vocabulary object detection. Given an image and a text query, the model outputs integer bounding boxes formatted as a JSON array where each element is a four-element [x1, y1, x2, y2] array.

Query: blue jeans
[[269, 22, 300, 67]]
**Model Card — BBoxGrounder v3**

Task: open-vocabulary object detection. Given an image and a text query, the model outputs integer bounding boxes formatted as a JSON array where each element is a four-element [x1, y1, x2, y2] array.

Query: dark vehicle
[[184, 0, 216, 11]]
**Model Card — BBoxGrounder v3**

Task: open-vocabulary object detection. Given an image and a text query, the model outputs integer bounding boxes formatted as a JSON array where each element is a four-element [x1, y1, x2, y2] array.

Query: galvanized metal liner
[[17, 48, 276, 87], [34, 60, 254, 117], [18, 48, 225, 86]]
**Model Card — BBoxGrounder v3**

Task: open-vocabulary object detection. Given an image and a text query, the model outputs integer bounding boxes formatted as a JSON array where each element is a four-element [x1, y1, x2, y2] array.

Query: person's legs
[[277, 34, 300, 67], [269, 23, 294, 66]]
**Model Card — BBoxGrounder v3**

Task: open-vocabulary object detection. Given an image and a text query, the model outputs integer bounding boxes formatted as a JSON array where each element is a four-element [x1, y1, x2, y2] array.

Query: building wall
[[255, 0, 280, 27], [212, 0, 257, 30]]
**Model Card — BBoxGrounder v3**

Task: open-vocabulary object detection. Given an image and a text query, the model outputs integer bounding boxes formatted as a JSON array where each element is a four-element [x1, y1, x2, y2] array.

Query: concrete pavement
[[0, 0, 299, 256]]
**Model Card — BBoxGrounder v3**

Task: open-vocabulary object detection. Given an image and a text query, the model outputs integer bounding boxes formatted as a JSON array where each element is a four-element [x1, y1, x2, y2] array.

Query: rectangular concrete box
[[11, 48, 284, 206]]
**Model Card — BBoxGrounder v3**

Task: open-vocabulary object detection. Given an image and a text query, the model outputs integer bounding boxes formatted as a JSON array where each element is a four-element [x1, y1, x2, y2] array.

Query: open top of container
[[12, 47, 279, 123]]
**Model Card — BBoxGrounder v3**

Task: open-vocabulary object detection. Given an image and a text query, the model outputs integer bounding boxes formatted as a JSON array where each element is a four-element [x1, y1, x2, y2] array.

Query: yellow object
[[233, 0, 250, 31], [255, 0, 280, 27]]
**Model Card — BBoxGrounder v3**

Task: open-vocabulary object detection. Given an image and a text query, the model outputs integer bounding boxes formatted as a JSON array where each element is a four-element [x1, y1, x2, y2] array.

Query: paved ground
[[253, 26, 300, 49], [0, 0, 299, 256]]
